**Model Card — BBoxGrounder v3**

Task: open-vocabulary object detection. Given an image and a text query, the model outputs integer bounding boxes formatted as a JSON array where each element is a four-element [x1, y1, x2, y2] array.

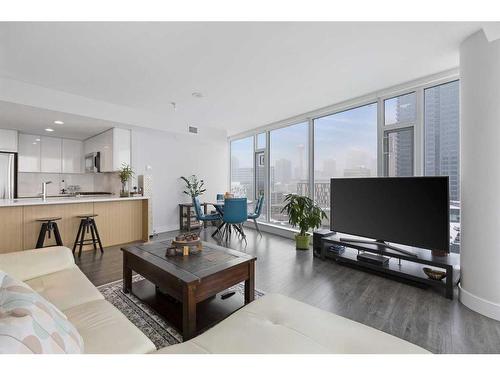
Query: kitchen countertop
[[0, 195, 149, 207]]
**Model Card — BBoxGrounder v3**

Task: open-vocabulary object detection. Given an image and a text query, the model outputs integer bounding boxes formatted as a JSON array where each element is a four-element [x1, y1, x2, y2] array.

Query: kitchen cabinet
[[84, 128, 130, 172], [18, 134, 41, 172], [40, 136, 62, 173], [0, 129, 18, 152], [62, 139, 83, 173]]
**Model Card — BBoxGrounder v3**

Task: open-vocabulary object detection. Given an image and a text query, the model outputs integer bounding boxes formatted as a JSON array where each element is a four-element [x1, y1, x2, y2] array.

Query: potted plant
[[118, 163, 134, 197], [280, 193, 327, 250], [180, 175, 206, 198]]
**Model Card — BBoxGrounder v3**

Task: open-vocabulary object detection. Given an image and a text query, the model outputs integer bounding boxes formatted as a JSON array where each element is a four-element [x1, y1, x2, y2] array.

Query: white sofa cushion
[[26, 267, 104, 312], [0, 247, 75, 282], [0, 271, 84, 354], [64, 299, 156, 354], [156, 293, 429, 354]]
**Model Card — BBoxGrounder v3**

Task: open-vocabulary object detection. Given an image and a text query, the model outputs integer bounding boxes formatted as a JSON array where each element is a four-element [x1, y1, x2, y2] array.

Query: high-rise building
[[386, 129, 413, 177], [424, 81, 460, 201]]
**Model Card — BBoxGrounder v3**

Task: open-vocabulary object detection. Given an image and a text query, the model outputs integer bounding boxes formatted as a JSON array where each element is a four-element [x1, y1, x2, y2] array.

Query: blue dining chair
[[248, 195, 264, 235], [222, 198, 247, 241], [192, 196, 222, 236]]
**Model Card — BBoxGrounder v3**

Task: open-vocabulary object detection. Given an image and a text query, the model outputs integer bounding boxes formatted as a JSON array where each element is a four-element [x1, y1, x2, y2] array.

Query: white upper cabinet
[[0, 129, 18, 152], [18, 134, 41, 172], [62, 139, 83, 173], [84, 128, 130, 172], [112, 128, 131, 171], [40, 136, 62, 173]]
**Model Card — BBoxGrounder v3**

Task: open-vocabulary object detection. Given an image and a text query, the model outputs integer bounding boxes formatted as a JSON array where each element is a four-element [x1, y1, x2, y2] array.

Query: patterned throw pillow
[[0, 270, 84, 354]]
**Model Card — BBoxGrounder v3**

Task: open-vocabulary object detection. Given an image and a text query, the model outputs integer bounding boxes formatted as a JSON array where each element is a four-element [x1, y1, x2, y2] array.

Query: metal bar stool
[[73, 214, 103, 257], [36, 217, 63, 248]]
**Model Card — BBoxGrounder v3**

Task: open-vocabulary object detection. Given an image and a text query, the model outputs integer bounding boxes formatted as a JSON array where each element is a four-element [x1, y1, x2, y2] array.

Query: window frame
[[228, 70, 459, 231]]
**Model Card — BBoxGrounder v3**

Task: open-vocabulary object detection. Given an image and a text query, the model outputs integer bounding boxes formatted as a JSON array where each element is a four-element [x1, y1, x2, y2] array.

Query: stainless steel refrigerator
[[0, 152, 18, 199]]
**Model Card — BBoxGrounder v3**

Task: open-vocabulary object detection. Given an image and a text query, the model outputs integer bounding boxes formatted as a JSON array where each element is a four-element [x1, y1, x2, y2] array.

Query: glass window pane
[[424, 80, 460, 253], [257, 133, 266, 149], [230, 137, 254, 198], [384, 128, 414, 177], [384, 92, 416, 125], [254, 151, 267, 221], [314, 103, 378, 227], [269, 122, 309, 226]]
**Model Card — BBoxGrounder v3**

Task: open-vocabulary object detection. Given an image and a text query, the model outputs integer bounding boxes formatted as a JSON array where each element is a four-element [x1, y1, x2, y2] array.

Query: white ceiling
[[0, 101, 119, 140], [0, 22, 492, 136]]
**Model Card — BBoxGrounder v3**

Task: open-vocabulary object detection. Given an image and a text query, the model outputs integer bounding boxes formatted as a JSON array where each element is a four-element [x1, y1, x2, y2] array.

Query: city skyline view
[[230, 80, 460, 251]]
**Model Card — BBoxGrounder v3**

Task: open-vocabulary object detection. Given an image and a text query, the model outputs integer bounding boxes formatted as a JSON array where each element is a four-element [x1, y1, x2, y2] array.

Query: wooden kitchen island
[[0, 196, 149, 253]]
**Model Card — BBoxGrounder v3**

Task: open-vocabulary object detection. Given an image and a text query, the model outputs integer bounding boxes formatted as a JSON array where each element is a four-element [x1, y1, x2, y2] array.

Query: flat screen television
[[330, 177, 450, 253]]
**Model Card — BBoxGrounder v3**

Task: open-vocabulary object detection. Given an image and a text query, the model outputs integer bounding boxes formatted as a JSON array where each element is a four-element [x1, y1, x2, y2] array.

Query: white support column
[[459, 30, 500, 320]]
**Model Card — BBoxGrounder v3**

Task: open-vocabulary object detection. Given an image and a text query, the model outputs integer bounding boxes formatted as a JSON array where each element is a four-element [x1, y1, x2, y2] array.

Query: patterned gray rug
[[97, 275, 264, 350]]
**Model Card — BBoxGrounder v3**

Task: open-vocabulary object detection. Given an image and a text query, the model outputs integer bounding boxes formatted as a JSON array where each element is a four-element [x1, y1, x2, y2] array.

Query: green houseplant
[[280, 193, 327, 250], [118, 163, 134, 197], [180, 175, 206, 198]]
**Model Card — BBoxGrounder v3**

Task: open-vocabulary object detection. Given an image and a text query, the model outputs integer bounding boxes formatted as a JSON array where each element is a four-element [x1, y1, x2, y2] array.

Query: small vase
[[120, 181, 130, 197]]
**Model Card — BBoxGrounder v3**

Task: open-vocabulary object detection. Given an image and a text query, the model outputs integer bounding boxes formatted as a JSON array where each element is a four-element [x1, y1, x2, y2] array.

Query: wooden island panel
[[0, 207, 24, 254], [0, 198, 149, 253], [23, 202, 94, 250], [93, 200, 145, 247]]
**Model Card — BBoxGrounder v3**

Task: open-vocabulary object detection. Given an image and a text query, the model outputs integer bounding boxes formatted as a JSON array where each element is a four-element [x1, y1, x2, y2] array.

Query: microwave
[[85, 152, 100, 173]]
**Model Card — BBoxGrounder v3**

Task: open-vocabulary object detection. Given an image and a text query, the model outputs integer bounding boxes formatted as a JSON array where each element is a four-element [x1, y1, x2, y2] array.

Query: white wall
[[131, 127, 228, 233], [459, 30, 500, 321]]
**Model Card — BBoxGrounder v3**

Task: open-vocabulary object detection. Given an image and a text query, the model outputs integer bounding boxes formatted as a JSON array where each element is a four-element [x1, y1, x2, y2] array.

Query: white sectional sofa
[[0, 246, 429, 354]]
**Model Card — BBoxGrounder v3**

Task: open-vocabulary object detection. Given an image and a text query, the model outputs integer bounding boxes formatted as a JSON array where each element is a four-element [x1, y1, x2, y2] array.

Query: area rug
[[97, 275, 264, 350]]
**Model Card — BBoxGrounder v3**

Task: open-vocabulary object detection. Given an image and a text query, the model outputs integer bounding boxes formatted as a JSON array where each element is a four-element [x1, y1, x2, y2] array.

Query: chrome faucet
[[41, 181, 52, 201]]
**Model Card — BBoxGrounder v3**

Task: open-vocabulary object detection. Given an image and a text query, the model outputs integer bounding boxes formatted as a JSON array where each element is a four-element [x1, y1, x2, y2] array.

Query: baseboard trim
[[459, 284, 500, 321], [153, 225, 179, 235], [242, 220, 298, 240]]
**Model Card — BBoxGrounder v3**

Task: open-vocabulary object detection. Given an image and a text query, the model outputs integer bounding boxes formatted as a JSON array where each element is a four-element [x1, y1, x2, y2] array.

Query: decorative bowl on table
[[166, 232, 202, 256], [423, 267, 446, 280]]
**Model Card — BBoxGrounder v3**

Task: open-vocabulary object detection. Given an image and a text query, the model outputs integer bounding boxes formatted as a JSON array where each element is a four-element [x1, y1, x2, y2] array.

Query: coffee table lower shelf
[[126, 277, 250, 339]]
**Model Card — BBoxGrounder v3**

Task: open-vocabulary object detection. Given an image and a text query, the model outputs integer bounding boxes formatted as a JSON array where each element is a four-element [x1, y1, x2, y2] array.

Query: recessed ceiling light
[[54, 120, 64, 125], [192, 92, 204, 98], [35, 138, 40, 142], [45, 128, 54, 132], [32, 142, 37, 145]]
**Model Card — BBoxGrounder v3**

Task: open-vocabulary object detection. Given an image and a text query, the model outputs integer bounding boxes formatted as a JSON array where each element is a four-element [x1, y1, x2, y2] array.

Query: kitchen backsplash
[[18, 172, 122, 197]]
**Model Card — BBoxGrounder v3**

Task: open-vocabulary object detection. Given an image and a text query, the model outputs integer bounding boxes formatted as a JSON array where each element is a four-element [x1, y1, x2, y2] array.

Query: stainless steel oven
[[85, 152, 100, 173]]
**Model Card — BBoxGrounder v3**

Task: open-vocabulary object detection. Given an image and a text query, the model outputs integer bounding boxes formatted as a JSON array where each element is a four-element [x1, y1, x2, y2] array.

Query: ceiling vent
[[188, 125, 198, 134]]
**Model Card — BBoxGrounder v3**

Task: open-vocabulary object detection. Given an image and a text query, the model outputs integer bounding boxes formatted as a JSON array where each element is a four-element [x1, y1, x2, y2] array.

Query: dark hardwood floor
[[75, 226, 500, 354]]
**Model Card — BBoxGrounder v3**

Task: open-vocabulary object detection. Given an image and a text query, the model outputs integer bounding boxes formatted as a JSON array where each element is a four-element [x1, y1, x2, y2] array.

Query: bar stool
[[73, 214, 103, 257], [36, 217, 63, 248]]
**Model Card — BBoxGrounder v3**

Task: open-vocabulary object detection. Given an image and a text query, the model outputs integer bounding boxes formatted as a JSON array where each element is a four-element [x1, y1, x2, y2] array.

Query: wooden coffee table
[[121, 240, 256, 340]]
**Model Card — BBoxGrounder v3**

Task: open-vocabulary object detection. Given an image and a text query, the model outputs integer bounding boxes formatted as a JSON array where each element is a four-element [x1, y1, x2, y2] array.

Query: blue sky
[[231, 103, 378, 173]]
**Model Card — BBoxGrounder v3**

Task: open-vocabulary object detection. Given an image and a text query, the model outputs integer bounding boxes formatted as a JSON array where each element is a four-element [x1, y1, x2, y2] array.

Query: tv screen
[[330, 177, 449, 252]]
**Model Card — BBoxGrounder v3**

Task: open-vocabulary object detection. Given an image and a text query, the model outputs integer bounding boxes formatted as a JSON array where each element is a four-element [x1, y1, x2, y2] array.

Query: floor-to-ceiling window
[[424, 80, 460, 253], [228, 74, 461, 251], [314, 103, 378, 227], [230, 136, 254, 199], [269, 122, 309, 226]]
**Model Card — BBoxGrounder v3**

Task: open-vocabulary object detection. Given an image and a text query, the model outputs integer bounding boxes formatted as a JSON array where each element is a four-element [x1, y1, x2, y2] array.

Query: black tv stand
[[315, 232, 460, 299], [338, 237, 418, 257]]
